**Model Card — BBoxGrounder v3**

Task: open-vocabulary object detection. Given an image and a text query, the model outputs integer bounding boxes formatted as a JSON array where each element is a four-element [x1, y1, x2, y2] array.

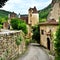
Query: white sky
[[0, 0, 52, 14]]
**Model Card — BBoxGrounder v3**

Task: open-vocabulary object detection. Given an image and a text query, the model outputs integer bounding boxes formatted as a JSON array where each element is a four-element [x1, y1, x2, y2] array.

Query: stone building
[[28, 6, 39, 26], [40, 0, 60, 52], [3, 12, 17, 29], [18, 6, 39, 26], [39, 19, 58, 52], [8, 12, 17, 19]]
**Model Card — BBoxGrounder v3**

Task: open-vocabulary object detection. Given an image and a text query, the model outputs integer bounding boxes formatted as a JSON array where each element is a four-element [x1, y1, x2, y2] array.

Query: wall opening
[[47, 38, 50, 50]]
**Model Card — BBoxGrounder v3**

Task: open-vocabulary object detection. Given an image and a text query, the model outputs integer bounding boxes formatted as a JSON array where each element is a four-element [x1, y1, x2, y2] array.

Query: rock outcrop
[[47, 0, 60, 22]]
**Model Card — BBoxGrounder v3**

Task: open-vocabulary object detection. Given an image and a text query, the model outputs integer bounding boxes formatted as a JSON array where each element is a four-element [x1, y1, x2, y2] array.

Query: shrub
[[10, 18, 18, 29], [54, 18, 60, 60], [0, 25, 2, 28], [11, 18, 27, 34], [25, 39, 30, 46], [32, 25, 40, 43]]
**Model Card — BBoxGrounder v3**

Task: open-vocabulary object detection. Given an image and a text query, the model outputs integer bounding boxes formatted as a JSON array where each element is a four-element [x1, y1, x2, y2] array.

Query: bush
[[54, 18, 60, 60], [0, 17, 8, 29], [0, 25, 2, 28], [11, 18, 27, 34], [25, 39, 30, 46], [32, 25, 40, 43]]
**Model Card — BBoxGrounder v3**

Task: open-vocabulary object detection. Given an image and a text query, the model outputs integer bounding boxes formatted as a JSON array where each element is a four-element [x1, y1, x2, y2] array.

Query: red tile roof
[[20, 17, 28, 24]]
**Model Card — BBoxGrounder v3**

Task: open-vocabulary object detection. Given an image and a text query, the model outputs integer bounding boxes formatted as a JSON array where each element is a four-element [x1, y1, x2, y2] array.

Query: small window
[[41, 30, 44, 35]]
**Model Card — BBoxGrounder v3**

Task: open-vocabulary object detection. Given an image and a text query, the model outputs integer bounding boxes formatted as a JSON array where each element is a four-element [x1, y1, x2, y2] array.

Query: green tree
[[11, 18, 18, 29], [18, 23, 27, 34], [39, 4, 52, 23], [11, 18, 27, 34], [0, 17, 8, 29], [32, 25, 40, 43], [0, 0, 8, 7], [54, 19, 60, 60]]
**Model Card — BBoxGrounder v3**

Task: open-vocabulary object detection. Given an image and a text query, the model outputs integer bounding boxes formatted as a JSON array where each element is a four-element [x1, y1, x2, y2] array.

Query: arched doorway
[[47, 38, 50, 50]]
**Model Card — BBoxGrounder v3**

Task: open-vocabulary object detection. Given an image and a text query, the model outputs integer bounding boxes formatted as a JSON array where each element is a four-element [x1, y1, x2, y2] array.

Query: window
[[41, 30, 44, 35]]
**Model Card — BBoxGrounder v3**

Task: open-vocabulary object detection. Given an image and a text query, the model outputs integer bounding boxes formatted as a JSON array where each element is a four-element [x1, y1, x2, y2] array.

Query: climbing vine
[[16, 36, 22, 45]]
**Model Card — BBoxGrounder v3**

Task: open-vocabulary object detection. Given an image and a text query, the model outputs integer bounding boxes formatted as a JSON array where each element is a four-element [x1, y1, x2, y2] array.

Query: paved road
[[17, 43, 50, 60]]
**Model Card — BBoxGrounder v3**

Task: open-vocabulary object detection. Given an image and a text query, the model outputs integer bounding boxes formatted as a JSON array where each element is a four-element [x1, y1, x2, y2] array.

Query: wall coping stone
[[0, 30, 21, 35]]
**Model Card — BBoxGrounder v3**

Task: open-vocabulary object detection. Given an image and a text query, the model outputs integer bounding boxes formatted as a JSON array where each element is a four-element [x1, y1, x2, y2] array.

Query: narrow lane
[[17, 43, 50, 60]]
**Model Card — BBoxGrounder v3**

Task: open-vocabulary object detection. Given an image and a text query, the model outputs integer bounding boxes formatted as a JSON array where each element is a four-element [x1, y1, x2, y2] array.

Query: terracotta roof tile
[[20, 16, 28, 24]]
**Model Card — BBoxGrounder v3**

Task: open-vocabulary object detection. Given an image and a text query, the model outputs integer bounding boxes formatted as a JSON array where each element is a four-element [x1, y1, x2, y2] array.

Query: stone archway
[[47, 38, 50, 50]]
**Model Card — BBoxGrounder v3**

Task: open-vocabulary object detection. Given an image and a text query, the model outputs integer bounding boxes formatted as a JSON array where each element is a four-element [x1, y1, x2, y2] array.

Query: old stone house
[[17, 6, 39, 26], [39, 19, 58, 52], [28, 6, 39, 26], [3, 12, 17, 29], [8, 12, 17, 19]]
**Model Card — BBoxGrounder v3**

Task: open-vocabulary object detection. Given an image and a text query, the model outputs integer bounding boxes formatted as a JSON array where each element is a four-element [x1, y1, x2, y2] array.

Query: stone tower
[[28, 6, 39, 26], [47, 0, 60, 22]]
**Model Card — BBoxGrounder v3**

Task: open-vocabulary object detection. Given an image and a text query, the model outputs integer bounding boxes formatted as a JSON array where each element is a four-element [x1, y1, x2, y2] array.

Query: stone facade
[[28, 6, 39, 26], [39, 19, 58, 53], [26, 24, 32, 38], [8, 12, 17, 19], [0, 30, 26, 60]]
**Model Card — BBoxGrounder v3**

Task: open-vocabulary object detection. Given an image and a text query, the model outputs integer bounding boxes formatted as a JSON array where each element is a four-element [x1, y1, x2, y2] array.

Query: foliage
[[39, 19, 46, 22], [0, 0, 8, 7], [32, 25, 40, 43], [16, 36, 22, 45], [54, 18, 60, 60], [0, 24, 2, 28], [11, 18, 27, 34], [18, 23, 27, 34], [10, 18, 18, 29], [0, 16, 8, 29], [25, 39, 30, 46], [39, 4, 52, 22]]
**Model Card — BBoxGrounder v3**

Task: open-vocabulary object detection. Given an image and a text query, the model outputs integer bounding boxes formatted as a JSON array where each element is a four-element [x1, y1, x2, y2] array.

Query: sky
[[0, 0, 52, 14]]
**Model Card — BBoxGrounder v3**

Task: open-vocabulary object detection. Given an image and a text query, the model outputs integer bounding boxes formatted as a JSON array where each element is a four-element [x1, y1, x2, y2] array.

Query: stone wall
[[0, 30, 26, 60]]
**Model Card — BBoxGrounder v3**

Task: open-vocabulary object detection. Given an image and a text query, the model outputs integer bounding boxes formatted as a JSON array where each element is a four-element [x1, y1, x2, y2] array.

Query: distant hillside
[[39, 0, 60, 22], [0, 9, 11, 18], [39, 4, 52, 22]]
